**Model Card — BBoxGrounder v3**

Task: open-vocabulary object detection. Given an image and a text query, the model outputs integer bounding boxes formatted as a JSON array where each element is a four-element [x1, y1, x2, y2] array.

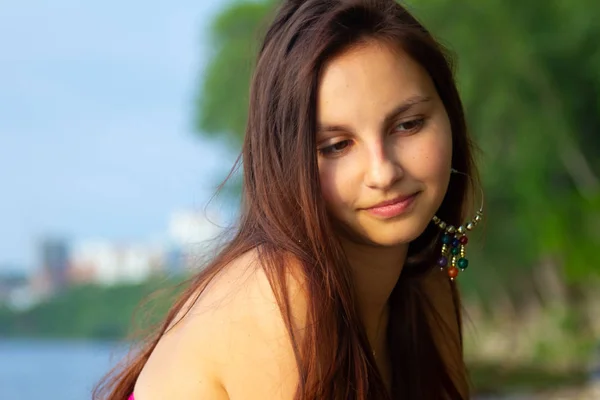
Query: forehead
[[317, 41, 436, 124]]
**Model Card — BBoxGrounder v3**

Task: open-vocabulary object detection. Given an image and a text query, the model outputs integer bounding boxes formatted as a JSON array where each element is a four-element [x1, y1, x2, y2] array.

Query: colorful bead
[[432, 174, 483, 280], [441, 234, 451, 244]]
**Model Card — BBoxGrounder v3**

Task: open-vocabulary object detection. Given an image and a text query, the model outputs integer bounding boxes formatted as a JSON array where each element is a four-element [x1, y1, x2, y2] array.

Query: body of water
[[0, 339, 128, 400]]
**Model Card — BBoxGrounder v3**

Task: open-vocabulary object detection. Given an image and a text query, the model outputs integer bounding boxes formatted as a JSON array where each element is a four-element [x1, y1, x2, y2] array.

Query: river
[[0, 339, 128, 400]]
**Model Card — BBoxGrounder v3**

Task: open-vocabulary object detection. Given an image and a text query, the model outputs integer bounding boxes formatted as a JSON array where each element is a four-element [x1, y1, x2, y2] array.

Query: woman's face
[[316, 40, 452, 247]]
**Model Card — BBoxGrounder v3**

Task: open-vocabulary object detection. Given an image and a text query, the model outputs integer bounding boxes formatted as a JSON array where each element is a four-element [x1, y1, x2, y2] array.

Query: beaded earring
[[432, 168, 484, 281]]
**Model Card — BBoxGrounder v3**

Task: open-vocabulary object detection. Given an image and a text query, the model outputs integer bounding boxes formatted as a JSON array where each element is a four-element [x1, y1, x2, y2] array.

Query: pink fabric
[[128, 395, 134, 400]]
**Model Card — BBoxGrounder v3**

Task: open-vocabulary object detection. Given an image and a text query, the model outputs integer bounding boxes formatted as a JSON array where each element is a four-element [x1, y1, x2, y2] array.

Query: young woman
[[95, 0, 481, 398]]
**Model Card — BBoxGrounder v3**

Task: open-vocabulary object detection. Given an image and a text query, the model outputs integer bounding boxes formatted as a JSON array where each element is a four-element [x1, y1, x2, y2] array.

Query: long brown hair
[[94, 0, 477, 399]]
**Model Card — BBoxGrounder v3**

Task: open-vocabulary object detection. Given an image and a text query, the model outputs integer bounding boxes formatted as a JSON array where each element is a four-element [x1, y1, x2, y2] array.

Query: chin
[[358, 219, 430, 247], [331, 207, 435, 247], [366, 232, 421, 247]]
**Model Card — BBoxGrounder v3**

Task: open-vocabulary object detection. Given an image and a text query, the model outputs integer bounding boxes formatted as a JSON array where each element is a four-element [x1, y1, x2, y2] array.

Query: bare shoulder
[[134, 248, 308, 400]]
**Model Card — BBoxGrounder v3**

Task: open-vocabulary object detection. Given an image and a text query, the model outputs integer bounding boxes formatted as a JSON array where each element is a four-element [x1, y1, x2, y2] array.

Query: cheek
[[319, 166, 342, 210], [318, 161, 357, 213], [410, 122, 453, 182], [419, 138, 452, 179]]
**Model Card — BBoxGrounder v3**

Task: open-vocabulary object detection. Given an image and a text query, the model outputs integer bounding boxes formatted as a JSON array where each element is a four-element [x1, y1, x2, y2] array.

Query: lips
[[366, 193, 418, 210], [363, 192, 419, 218]]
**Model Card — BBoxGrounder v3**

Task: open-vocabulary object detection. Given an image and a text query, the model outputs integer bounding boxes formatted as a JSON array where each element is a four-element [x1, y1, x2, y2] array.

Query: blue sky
[[0, 0, 238, 273]]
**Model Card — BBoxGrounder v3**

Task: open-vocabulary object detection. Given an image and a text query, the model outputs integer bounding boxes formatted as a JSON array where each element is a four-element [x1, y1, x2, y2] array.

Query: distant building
[[167, 209, 225, 273], [168, 209, 224, 247], [70, 240, 164, 286], [0, 270, 29, 309], [21, 209, 227, 290], [39, 237, 70, 294]]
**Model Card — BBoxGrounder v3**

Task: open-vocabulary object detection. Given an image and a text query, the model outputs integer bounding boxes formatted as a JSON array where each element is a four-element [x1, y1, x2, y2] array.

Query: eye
[[318, 140, 352, 156], [395, 118, 425, 134]]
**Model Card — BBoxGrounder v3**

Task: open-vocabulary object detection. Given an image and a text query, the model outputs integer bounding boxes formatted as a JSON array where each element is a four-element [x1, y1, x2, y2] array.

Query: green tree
[[195, 1, 275, 147]]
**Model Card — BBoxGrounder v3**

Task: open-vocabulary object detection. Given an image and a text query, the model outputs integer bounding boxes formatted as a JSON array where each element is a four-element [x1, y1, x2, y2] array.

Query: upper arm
[[217, 253, 308, 399], [133, 297, 230, 400], [134, 250, 308, 400]]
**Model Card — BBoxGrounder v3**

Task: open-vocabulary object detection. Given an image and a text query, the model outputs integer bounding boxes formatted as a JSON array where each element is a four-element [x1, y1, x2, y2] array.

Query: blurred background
[[0, 0, 598, 399]]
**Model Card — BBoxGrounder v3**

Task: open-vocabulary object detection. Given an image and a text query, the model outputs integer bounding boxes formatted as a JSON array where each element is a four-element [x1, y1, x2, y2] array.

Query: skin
[[317, 40, 452, 249], [317, 39, 452, 386], [133, 40, 453, 399]]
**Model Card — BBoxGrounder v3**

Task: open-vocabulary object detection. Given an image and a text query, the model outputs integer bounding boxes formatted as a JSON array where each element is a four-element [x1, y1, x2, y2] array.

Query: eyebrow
[[382, 95, 432, 127], [317, 95, 432, 134]]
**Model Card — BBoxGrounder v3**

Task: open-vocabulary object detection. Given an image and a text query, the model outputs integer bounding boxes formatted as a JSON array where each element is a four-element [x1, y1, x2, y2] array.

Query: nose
[[363, 140, 403, 190]]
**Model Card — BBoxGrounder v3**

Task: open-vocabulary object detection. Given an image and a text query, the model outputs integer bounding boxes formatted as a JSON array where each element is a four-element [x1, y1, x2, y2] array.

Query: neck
[[340, 238, 408, 351]]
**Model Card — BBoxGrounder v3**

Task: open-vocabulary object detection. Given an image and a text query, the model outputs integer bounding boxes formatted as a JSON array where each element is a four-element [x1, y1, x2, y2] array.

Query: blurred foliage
[[194, 0, 600, 317], [0, 277, 184, 340], [408, 0, 600, 296], [469, 361, 588, 396], [195, 1, 274, 145]]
